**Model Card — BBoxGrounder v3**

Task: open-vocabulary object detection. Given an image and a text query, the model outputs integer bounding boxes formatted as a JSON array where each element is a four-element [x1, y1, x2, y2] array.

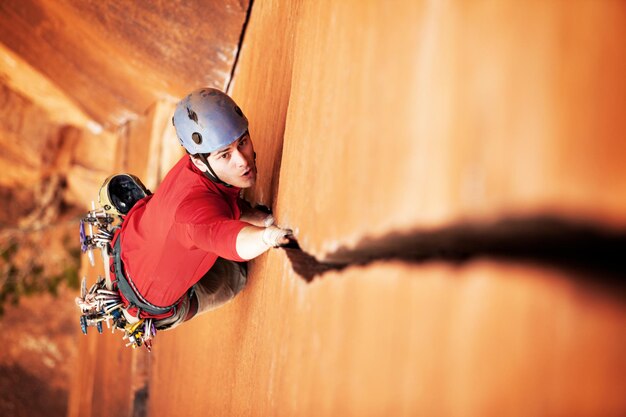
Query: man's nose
[[231, 149, 247, 167]]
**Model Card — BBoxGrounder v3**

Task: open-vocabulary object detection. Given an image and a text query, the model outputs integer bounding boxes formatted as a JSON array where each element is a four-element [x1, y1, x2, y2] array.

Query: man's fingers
[[262, 226, 292, 247]]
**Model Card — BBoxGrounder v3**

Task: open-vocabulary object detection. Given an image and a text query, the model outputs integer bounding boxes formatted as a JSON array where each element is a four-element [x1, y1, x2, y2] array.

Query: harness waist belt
[[112, 236, 179, 317]]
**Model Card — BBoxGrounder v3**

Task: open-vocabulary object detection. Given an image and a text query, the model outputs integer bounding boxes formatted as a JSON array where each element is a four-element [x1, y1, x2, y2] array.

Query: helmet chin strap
[[197, 154, 232, 188], [196, 150, 257, 188]]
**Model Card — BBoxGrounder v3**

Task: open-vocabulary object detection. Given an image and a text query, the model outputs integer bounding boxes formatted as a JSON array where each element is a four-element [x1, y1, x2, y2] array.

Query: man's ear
[[190, 155, 208, 172]]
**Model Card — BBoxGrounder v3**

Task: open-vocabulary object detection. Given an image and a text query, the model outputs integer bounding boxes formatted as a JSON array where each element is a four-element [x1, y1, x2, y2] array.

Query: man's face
[[196, 133, 257, 188]]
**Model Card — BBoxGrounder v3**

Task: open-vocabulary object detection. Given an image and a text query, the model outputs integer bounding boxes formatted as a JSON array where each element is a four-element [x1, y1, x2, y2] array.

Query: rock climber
[[103, 87, 292, 331]]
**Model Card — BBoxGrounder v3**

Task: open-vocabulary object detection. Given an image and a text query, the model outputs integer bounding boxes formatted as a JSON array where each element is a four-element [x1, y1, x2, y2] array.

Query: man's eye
[[239, 138, 247, 147], [221, 153, 230, 159]]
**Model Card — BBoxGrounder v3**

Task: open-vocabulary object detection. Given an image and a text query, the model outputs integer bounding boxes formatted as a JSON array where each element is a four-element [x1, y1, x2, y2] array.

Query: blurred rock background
[[0, 86, 82, 417], [0, 1, 249, 415]]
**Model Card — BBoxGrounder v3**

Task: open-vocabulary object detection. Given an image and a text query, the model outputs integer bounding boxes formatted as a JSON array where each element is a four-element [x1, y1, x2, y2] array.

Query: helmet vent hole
[[192, 132, 203, 144], [234, 106, 243, 117], [187, 108, 198, 123]]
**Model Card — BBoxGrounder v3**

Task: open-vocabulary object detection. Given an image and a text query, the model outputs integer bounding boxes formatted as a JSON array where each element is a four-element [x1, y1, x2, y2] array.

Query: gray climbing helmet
[[172, 88, 248, 155]]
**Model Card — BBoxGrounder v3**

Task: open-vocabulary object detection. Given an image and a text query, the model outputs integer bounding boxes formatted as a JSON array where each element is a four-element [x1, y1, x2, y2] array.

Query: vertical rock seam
[[225, 0, 255, 93]]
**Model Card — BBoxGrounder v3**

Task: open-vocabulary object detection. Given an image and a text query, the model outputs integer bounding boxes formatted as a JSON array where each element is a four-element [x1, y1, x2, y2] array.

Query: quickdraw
[[79, 202, 115, 268], [75, 276, 156, 351], [76, 276, 125, 335], [123, 315, 156, 351], [77, 198, 156, 352]]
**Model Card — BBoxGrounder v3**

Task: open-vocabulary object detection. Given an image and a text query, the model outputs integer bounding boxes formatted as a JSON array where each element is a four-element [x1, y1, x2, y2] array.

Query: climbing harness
[[76, 174, 157, 351], [111, 236, 182, 318]]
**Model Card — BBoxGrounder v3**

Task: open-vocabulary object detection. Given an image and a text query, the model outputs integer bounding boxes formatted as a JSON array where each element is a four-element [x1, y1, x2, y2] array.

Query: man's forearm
[[235, 225, 271, 260], [235, 225, 291, 260]]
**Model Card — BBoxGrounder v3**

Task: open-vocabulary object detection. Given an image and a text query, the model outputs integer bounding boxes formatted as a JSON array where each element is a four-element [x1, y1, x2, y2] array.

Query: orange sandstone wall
[[278, 0, 626, 257], [147, 1, 626, 416], [150, 260, 625, 416], [71, 1, 626, 416]]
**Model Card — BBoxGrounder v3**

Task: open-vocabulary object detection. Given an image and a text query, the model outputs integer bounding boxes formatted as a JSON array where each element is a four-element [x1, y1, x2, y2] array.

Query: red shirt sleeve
[[174, 192, 248, 262]]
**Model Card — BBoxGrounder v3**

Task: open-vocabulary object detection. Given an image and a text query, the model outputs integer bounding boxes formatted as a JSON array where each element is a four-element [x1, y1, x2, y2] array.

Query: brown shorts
[[154, 258, 248, 331]]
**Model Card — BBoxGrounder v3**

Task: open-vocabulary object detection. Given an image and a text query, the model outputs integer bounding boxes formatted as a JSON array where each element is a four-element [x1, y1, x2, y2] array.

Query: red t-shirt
[[119, 156, 248, 307]]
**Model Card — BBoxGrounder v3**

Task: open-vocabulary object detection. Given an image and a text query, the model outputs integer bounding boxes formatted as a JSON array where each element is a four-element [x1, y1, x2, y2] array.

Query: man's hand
[[236, 224, 293, 260], [262, 225, 292, 247]]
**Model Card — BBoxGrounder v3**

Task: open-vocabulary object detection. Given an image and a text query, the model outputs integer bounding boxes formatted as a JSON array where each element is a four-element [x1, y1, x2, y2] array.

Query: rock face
[[2, 1, 626, 417], [277, 0, 626, 258], [0, 174, 82, 417], [0, 85, 64, 189], [0, 86, 82, 414], [71, 1, 626, 417], [0, 1, 249, 415], [0, 0, 251, 129], [0, 286, 78, 417]]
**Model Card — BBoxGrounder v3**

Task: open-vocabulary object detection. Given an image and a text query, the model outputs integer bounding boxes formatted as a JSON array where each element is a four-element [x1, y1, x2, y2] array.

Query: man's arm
[[236, 225, 291, 260]]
